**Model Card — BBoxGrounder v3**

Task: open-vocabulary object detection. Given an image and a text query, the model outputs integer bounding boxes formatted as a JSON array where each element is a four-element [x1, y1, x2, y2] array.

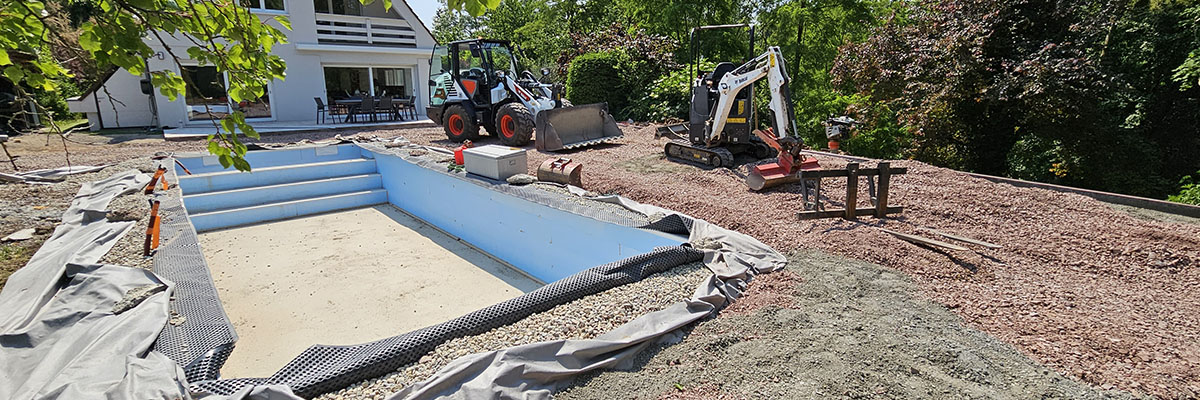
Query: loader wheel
[[443, 105, 479, 142], [495, 102, 534, 146]]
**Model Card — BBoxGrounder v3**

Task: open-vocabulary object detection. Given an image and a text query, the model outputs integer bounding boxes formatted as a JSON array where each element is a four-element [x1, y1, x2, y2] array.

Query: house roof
[[396, 0, 436, 45], [72, 67, 120, 101]]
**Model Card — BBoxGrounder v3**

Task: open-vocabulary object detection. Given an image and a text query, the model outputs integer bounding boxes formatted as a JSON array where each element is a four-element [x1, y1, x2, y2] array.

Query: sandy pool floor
[[198, 204, 542, 378]]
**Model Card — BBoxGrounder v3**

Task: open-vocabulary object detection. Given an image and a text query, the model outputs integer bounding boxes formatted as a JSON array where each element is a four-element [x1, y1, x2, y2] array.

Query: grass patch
[[0, 241, 37, 291], [35, 118, 90, 134]]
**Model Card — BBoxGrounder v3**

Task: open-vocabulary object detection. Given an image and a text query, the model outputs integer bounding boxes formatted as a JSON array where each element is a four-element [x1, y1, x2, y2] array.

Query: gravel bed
[[2, 157, 159, 288], [318, 261, 710, 400], [390, 124, 1200, 398]]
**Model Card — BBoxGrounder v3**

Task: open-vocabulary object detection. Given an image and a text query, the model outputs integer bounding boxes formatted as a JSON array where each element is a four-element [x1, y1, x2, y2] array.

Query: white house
[[68, 0, 435, 130]]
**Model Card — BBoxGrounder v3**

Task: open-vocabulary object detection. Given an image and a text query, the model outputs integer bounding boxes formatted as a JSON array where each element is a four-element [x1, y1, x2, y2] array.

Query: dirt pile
[[556, 251, 1134, 399]]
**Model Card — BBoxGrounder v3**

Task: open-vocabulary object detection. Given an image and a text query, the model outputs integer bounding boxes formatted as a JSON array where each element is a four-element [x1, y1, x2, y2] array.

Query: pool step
[[178, 158, 377, 195], [182, 174, 383, 214], [189, 189, 388, 232]]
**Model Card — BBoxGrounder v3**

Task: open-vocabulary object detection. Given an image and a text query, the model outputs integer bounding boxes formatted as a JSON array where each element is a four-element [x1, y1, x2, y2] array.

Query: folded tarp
[[390, 217, 786, 399], [0, 165, 108, 184], [0, 169, 193, 400]]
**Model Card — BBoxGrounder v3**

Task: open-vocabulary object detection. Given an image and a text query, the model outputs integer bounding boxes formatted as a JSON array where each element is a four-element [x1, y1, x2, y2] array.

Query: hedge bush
[[565, 51, 625, 112]]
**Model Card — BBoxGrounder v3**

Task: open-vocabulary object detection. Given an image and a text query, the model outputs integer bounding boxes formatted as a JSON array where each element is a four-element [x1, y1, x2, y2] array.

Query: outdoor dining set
[[314, 96, 417, 124]]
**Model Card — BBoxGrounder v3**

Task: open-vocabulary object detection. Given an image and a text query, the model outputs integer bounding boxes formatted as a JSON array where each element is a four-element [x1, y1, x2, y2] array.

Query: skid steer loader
[[426, 39, 623, 151]]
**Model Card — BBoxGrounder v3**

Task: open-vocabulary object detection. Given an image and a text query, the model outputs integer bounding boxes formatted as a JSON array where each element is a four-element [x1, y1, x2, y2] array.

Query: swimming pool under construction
[[170, 143, 684, 379], [124, 141, 787, 399], [0, 140, 785, 399]]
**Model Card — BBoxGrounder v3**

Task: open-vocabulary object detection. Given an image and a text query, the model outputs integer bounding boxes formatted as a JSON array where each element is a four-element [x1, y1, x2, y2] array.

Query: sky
[[408, 0, 441, 33]]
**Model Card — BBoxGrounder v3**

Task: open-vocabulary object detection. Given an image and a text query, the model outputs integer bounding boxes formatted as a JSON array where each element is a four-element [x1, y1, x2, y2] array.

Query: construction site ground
[[2, 124, 1198, 398]]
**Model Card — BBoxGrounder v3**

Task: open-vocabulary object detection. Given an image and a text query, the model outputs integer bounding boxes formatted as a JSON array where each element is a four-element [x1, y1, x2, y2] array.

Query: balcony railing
[[314, 13, 418, 48]]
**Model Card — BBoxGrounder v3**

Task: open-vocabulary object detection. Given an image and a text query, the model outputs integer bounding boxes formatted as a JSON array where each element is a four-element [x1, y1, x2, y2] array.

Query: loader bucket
[[535, 102, 623, 152]]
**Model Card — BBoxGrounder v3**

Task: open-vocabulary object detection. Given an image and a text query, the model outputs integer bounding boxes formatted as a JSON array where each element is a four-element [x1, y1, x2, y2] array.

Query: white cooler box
[[462, 145, 528, 181]]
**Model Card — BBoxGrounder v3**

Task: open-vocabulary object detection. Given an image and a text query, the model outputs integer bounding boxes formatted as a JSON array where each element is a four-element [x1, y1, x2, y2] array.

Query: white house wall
[[80, 0, 435, 129], [66, 70, 156, 130]]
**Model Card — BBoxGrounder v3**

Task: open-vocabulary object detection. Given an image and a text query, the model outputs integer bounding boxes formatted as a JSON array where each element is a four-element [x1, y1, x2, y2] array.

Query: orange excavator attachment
[[745, 128, 820, 191]]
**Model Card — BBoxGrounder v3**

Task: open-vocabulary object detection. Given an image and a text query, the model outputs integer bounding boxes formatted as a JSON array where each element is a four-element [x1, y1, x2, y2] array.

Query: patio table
[[334, 98, 406, 123]]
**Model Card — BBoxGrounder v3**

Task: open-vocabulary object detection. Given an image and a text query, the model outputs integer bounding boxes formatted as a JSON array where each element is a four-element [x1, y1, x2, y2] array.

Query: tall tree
[[834, 0, 1199, 198]]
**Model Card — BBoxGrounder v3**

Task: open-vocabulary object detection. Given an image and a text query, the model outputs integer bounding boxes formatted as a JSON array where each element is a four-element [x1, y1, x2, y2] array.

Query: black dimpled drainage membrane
[[151, 164, 239, 383], [161, 147, 702, 398]]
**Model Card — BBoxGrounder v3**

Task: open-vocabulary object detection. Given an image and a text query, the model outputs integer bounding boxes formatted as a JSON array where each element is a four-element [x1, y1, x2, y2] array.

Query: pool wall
[[366, 148, 682, 283], [170, 144, 692, 395]]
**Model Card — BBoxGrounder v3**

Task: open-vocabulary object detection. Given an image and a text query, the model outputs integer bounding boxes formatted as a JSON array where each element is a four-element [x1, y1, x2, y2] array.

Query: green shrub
[[565, 51, 625, 112], [32, 79, 82, 122], [626, 61, 713, 122], [1169, 172, 1200, 205]]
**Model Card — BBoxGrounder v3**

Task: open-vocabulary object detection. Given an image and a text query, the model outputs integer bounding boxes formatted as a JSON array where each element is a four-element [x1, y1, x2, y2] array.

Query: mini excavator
[[660, 25, 822, 190]]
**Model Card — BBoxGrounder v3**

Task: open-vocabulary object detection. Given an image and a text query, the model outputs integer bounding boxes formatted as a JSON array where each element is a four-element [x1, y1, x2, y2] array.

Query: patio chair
[[314, 97, 346, 124], [376, 97, 395, 122], [354, 96, 376, 123], [396, 96, 417, 120]]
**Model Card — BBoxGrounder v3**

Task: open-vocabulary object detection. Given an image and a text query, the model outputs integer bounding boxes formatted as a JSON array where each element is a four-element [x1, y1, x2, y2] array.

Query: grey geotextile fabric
[[0, 170, 193, 399], [389, 217, 786, 400]]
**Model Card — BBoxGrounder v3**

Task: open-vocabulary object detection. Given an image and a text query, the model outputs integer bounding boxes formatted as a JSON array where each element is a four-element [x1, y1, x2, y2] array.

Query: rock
[[112, 284, 167, 314], [506, 174, 537, 185], [690, 237, 723, 250], [2, 228, 35, 242], [408, 148, 429, 156], [169, 310, 187, 326]]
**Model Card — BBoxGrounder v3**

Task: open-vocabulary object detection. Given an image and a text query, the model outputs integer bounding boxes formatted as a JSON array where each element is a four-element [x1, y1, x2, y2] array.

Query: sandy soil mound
[[556, 251, 1135, 399]]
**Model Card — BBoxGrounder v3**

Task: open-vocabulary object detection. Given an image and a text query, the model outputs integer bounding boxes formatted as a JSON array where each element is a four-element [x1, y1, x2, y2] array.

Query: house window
[[324, 66, 416, 103], [324, 67, 370, 101], [315, 0, 361, 15], [241, 0, 284, 12], [182, 66, 229, 121], [182, 65, 273, 121], [374, 68, 412, 99]]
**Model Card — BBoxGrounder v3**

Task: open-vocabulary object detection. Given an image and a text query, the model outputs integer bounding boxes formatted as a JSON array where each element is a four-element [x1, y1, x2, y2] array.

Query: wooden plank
[[798, 167, 907, 179], [876, 161, 890, 218], [930, 230, 1003, 249], [879, 228, 969, 252], [798, 206, 903, 220], [845, 163, 858, 220]]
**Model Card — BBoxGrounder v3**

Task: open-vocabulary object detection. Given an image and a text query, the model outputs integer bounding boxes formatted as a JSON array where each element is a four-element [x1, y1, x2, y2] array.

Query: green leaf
[[126, 0, 155, 9], [3, 66, 24, 83], [0, 51, 10, 66], [218, 154, 233, 168], [276, 16, 292, 31], [79, 30, 101, 52], [231, 156, 252, 172]]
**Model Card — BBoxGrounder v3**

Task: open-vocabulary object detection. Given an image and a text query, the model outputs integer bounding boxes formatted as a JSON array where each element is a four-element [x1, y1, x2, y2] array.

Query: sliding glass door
[[182, 65, 273, 121], [323, 66, 414, 102]]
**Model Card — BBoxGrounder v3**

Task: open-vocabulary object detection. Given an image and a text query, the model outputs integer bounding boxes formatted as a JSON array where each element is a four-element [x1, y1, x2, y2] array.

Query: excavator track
[[664, 140, 736, 168]]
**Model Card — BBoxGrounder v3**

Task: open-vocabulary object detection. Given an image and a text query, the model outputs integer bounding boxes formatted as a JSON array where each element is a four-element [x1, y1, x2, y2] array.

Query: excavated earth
[[392, 124, 1200, 399], [3, 125, 1199, 398]]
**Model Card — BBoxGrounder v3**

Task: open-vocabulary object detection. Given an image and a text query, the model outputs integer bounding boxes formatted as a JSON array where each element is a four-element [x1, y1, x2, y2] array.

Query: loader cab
[[429, 39, 520, 108]]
